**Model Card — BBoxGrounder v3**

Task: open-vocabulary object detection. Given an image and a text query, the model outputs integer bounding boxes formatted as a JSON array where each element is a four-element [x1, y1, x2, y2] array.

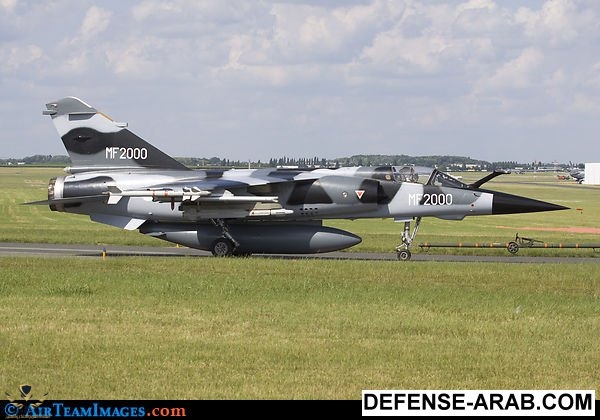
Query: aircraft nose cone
[[492, 192, 569, 215]]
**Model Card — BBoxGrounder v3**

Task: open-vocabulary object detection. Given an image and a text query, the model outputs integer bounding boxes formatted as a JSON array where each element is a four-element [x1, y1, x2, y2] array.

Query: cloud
[[36, 5, 114, 77], [0, 0, 16, 13], [0, 44, 42, 73], [104, 36, 164, 79], [515, 0, 594, 47], [474, 47, 544, 93], [569, 92, 600, 116], [585, 61, 600, 88], [2, 0, 600, 163], [79, 6, 112, 40], [131, 0, 182, 21]]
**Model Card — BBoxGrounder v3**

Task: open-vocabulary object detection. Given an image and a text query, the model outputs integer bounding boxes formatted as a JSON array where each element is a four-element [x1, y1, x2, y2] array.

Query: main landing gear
[[395, 217, 422, 261], [210, 219, 239, 257]]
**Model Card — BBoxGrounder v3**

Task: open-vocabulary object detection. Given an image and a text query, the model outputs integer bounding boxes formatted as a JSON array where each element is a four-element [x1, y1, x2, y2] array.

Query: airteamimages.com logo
[[3, 384, 189, 418], [4, 384, 49, 418]]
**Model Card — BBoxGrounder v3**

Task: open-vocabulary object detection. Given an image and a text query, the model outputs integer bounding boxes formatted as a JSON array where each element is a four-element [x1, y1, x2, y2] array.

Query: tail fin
[[43, 97, 189, 173]]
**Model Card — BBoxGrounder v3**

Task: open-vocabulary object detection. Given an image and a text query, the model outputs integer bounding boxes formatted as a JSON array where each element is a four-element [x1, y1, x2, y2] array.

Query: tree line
[[1, 154, 578, 172]]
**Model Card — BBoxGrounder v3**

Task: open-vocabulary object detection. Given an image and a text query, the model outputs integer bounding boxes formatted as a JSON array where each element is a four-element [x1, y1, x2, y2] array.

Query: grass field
[[1, 167, 599, 399], [1, 257, 598, 399]]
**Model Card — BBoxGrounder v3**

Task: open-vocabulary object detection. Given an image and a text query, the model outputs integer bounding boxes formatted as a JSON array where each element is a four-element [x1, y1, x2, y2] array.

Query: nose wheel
[[397, 249, 411, 261], [395, 217, 421, 261]]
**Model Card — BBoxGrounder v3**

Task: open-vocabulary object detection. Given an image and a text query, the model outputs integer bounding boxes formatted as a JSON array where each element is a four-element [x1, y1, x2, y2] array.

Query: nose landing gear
[[395, 217, 422, 261]]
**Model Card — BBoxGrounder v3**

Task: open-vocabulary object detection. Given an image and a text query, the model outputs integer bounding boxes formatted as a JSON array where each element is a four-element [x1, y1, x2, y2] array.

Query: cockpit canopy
[[425, 169, 469, 188]]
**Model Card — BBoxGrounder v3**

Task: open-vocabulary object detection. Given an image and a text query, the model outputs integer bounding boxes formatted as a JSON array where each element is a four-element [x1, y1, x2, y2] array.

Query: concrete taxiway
[[0, 242, 598, 263]]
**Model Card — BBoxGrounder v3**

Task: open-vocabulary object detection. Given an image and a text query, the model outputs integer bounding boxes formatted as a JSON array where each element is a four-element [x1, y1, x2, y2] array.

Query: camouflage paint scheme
[[30, 97, 568, 259]]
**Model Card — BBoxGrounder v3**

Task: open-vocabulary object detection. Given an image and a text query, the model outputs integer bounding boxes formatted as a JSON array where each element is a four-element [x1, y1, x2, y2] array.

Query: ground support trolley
[[418, 233, 600, 255]]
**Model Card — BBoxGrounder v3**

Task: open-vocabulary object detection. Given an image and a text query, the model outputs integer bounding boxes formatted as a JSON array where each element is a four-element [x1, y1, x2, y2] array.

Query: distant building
[[583, 163, 600, 185]]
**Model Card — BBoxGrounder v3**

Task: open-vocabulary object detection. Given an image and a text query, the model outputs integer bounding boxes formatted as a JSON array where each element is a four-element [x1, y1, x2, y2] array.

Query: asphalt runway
[[0, 242, 598, 263]]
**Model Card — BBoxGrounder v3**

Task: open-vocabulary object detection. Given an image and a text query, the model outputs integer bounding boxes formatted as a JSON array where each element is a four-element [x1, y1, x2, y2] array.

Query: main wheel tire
[[397, 249, 411, 261], [212, 238, 234, 257]]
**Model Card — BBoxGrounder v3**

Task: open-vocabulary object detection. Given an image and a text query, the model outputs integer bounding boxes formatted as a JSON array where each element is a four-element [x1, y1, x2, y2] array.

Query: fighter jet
[[27, 97, 568, 260], [568, 164, 585, 184]]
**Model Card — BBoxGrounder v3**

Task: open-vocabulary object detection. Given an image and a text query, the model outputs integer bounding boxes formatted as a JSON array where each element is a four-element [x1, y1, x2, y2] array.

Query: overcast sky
[[1, 0, 599, 164]]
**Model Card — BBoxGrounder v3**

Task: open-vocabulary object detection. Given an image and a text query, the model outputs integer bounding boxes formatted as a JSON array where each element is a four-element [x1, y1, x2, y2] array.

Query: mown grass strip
[[1, 257, 598, 399]]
